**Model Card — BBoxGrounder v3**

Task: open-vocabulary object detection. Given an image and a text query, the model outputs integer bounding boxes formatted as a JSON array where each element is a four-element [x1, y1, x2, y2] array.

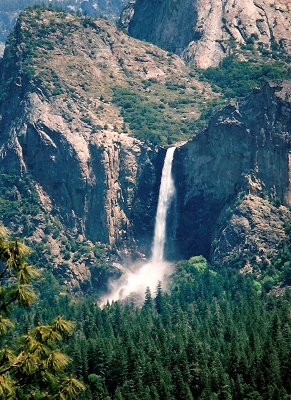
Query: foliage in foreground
[[18, 256, 291, 400], [0, 226, 85, 399]]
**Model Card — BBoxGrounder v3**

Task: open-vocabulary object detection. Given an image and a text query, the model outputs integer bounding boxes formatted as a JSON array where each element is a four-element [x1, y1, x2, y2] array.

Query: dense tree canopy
[[1, 221, 290, 399], [16, 255, 291, 400]]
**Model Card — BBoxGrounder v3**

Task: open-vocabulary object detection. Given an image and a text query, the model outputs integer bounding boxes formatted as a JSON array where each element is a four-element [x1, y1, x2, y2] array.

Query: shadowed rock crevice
[[128, 0, 198, 56]]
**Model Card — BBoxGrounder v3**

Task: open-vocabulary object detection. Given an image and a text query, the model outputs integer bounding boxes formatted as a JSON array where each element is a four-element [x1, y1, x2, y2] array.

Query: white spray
[[101, 147, 176, 304]]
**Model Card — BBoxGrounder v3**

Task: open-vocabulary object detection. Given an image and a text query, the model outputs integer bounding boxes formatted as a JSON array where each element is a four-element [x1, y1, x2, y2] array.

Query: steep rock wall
[[128, 0, 291, 68], [0, 10, 168, 251], [128, 0, 198, 55], [0, 90, 157, 248], [0, 8, 214, 255], [173, 82, 291, 262]]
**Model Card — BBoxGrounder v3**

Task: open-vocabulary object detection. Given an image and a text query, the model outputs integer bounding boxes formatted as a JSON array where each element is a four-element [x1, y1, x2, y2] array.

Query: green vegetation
[[0, 226, 85, 399], [15, 256, 291, 400], [0, 214, 289, 399], [0, 8, 67, 100], [0, 172, 117, 294], [0, 1, 77, 13], [221, 220, 291, 292], [0, 7, 225, 146], [0, 172, 68, 272], [112, 87, 222, 145], [200, 56, 291, 99], [0, 172, 42, 237], [112, 87, 183, 145], [257, 221, 291, 291]]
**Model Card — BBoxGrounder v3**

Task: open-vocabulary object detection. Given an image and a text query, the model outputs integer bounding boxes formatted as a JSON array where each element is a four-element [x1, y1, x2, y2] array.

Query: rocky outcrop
[[212, 195, 289, 265], [0, 8, 177, 287], [0, 12, 156, 250], [0, 8, 289, 289], [0, 0, 126, 56], [128, 0, 291, 68], [0, 10, 17, 55], [0, 8, 211, 257], [1, 94, 155, 247], [173, 81, 291, 263], [118, 0, 136, 31]]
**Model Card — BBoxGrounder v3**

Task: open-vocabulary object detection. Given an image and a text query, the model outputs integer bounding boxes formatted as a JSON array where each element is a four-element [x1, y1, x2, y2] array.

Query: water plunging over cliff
[[152, 147, 176, 262], [101, 147, 176, 304]]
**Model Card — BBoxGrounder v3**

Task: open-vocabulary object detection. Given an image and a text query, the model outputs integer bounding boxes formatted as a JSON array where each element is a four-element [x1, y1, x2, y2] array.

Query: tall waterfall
[[100, 147, 176, 304], [152, 147, 176, 262]]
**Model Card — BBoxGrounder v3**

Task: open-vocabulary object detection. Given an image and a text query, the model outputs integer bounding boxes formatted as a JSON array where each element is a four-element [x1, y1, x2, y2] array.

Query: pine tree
[[0, 226, 85, 399], [88, 374, 109, 399], [144, 287, 153, 310], [155, 281, 164, 314]]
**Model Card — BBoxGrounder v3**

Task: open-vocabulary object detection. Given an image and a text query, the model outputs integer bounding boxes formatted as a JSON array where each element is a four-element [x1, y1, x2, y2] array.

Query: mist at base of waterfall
[[100, 259, 174, 306], [100, 147, 176, 307]]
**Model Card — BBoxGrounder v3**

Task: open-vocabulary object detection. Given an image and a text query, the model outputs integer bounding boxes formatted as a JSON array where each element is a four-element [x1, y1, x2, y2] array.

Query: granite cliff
[[127, 0, 291, 68], [173, 81, 291, 267], [0, 8, 289, 290], [0, 8, 214, 286]]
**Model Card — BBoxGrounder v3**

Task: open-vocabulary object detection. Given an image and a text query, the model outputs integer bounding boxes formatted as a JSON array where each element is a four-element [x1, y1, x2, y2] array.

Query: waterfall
[[100, 147, 176, 304], [151, 147, 176, 262]]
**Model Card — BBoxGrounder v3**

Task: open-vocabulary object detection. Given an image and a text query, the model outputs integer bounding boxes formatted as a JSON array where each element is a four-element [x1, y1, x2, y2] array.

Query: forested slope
[[15, 257, 291, 400]]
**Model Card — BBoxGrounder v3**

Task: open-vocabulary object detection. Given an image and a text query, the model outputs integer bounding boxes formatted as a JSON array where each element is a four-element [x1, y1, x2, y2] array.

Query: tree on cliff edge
[[0, 226, 85, 399]]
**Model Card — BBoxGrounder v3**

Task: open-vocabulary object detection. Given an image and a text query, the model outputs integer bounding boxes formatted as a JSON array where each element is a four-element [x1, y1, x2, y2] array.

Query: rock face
[[212, 195, 289, 265], [173, 82, 291, 263], [0, 10, 158, 250], [128, 0, 291, 68], [0, 85, 159, 251], [0, 8, 211, 257], [0, 8, 290, 287], [118, 0, 136, 31], [129, 0, 198, 55]]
